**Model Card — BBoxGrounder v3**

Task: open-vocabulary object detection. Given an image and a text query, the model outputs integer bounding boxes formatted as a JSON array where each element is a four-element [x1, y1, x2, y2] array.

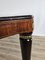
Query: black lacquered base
[[19, 33, 32, 60]]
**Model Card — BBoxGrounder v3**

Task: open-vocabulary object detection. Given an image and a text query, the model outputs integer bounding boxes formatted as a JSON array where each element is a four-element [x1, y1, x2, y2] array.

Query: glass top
[[0, 15, 33, 21]]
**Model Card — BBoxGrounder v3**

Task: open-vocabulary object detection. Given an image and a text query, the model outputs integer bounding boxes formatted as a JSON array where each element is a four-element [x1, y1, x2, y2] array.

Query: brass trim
[[20, 35, 32, 39]]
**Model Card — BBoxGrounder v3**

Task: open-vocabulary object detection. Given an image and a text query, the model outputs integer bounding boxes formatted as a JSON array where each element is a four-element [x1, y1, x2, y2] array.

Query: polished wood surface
[[0, 15, 33, 38]]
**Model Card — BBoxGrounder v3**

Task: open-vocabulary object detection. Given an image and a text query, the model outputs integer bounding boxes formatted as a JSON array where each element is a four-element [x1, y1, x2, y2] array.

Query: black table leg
[[19, 33, 32, 60]]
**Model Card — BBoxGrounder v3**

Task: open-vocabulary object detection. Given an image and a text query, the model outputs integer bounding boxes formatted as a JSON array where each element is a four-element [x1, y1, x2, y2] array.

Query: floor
[[0, 35, 45, 60]]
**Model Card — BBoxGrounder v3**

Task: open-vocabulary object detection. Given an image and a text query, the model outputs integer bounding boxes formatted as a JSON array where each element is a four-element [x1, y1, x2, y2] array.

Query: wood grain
[[0, 19, 33, 38], [0, 35, 45, 60]]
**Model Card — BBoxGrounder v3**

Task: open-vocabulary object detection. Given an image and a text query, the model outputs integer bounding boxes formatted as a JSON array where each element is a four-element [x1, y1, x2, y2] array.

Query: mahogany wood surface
[[0, 15, 33, 38]]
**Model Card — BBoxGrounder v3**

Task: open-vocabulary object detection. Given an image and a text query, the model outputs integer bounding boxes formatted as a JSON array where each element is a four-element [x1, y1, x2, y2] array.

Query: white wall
[[0, 0, 45, 36]]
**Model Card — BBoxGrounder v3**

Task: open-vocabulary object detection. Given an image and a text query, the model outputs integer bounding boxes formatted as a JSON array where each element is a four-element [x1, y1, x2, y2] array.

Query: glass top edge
[[0, 15, 33, 21]]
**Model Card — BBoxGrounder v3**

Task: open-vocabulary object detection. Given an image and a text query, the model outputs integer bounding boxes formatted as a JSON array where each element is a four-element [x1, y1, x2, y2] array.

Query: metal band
[[20, 35, 32, 39]]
